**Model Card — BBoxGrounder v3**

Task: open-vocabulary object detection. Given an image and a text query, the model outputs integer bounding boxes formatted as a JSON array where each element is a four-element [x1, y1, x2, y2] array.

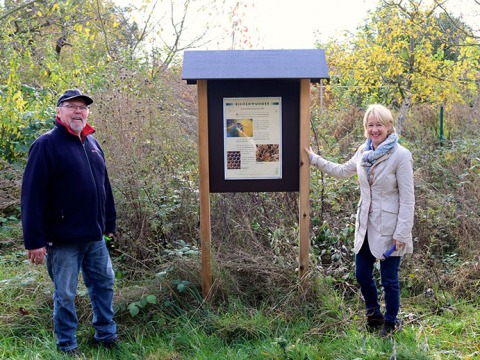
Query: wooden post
[[298, 79, 311, 285], [197, 80, 212, 299]]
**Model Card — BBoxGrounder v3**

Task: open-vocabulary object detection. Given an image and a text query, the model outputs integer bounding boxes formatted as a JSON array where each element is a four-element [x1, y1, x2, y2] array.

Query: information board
[[224, 97, 282, 180]]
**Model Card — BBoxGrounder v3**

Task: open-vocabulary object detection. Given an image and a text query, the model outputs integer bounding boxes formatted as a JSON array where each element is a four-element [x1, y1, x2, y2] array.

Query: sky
[[206, 0, 479, 50], [115, 0, 479, 50], [218, 0, 379, 49]]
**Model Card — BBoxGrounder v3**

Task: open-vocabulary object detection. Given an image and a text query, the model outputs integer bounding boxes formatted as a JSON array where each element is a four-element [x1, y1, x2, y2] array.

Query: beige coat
[[310, 143, 415, 259]]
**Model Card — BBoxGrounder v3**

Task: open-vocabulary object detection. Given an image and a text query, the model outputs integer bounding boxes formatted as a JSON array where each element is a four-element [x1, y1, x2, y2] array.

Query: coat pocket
[[381, 202, 399, 235]]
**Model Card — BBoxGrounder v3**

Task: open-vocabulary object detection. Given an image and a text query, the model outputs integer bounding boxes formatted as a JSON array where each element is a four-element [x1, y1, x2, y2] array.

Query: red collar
[[56, 117, 95, 142]]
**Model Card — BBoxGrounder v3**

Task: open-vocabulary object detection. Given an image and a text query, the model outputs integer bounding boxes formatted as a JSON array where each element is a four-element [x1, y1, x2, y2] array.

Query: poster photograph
[[223, 97, 282, 180]]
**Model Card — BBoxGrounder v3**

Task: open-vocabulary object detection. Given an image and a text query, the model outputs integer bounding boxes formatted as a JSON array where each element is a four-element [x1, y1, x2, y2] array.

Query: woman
[[305, 104, 415, 336]]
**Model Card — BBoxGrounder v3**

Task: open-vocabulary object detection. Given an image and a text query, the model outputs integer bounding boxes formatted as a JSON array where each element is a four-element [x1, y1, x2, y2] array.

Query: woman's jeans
[[46, 239, 116, 352], [355, 239, 401, 323]]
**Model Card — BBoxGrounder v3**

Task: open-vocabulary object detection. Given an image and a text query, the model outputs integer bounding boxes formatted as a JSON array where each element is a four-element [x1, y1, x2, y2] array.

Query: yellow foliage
[[326, 0, 479, 108], [12, 91, 26, 111]]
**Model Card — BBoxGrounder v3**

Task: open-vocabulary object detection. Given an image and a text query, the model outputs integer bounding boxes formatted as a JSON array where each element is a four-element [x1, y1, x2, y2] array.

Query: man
[[21, 89, 119, 355]]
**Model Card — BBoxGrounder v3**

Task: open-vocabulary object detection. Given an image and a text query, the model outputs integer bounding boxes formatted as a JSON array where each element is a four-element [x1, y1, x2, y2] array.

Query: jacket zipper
[[81, 140, 100, 216]]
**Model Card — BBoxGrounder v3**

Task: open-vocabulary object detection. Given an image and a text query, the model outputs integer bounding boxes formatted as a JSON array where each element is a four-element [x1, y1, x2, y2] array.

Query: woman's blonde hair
[[363, 104, 396, 138]]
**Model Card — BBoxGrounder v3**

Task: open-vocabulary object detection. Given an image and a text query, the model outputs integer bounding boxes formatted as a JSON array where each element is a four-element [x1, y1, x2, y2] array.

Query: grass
[[1, 229, 479, 360]]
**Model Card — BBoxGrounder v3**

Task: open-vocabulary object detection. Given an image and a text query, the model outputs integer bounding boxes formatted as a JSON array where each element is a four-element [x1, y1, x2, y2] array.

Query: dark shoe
[[64, 347, 80, 357], [379, 320, 401, 337], [93, 337, 121, 349], [366, 311, 384, 332]]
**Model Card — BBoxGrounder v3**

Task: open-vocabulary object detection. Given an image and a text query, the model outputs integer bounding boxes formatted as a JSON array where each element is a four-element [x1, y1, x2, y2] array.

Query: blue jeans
[[355, 238, 401, 323], [46, 239, 116, 352]]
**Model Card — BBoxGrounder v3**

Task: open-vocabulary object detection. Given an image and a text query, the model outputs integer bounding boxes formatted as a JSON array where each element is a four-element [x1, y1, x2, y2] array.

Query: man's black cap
[[57, 89, 94, 107]]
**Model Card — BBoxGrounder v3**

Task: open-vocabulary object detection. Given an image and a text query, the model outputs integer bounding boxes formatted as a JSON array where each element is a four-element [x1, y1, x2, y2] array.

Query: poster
[[223, 97, 282, 180]]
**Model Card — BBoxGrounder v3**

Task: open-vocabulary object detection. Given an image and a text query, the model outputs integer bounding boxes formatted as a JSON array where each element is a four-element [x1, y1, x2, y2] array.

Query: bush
[[90, 68, 200, 269]]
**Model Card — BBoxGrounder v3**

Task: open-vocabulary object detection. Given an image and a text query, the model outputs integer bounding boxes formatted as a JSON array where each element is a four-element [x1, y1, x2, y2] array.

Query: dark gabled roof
[[182, 49, 330, 84]]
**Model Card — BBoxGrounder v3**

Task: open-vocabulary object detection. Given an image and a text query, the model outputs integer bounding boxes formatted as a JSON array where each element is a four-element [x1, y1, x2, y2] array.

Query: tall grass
[[1, 243, 479, 359]]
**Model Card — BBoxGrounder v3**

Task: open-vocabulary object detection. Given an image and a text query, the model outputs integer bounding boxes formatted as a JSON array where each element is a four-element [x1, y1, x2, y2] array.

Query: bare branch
[[433, 0, 479, 40], [94, 0, 114, 59], [161, 0, 210, 68], [130, 0, 162, 57]]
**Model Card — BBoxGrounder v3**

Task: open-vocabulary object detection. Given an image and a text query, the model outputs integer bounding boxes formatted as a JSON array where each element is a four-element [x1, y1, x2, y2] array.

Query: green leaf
[[139, 298, 148, 307], [128, 303, 140, 317], [146, 295, 157, 304]]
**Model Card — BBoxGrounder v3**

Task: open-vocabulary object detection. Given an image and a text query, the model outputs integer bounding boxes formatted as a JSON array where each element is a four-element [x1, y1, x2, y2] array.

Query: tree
[[0, 0, 132, 162], [327, 0, 480, 134], [0, 0, 218, 162]]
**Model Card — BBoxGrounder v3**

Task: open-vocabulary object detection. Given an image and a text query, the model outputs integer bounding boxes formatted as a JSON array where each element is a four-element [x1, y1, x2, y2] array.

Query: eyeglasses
[[60, 104, 90, 111]]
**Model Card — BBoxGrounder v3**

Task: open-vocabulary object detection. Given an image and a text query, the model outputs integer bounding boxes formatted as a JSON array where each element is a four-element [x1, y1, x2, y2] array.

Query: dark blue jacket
[[21, 120, 116, 250]]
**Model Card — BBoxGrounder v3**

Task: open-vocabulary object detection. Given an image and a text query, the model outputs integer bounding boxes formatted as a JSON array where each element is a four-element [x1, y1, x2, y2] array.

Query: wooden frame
[[183, 50, 329, 298], [197, 80, 212, 298], [298, 79, 311, 284]]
